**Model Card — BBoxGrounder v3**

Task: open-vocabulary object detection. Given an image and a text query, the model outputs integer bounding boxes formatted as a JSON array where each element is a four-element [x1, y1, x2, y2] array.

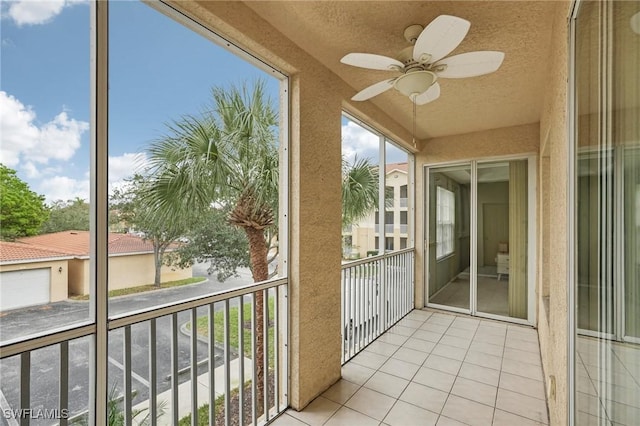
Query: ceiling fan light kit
[[341, 14, 505, 105]]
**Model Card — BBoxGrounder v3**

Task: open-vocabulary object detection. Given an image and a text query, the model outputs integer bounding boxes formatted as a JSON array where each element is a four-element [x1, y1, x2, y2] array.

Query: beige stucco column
[[288, 74, 343, 410]]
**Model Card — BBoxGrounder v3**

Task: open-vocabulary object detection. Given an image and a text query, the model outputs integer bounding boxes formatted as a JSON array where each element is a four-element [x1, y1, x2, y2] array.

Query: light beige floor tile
[[402, 337, 436, 354], [428, 314, 455, 326], [493, 409, 547, 426], [451, 376, 498, 407], [399, 318, 426, 329], [378, 332, 409, 346], [322, 379, 360, 405], [445, 327, 476, 339], [451, 317, 480, 330], [420, 323, 449, 334], [383, 400, 439, 426], [501, 357, 543, 381], [499, 372, 546, 400], [367, 340, 400, 357], [458, 362, 501, 386], [324, 406, 379, 426], [389, 324, 417, 337], [271, 412, 310, 426], [503, 346, 542, 366], [364, 370, 410, 398], [399, 381, 448, 414], [440, 335, 472, 350], [407, 310, 432, 321], [351, 350, 390, 370], [414, 329, 445, 343], [344, 387, 396, 421], [379, 357, 420, 380], [424, 354, 462, 375], [464, 349, 502, 370], [412, 366, 456, 393], [342, 362, 376, 385], [506, 327, 538, 342], [496, 388, 549, 424], [441, 395, 494, 426], [469, 341, 504, 357], [505, 338, 540, 353], [436, 415, 469, 426], [392, 346, 429, 365], [287, 396, 340, 426], [473, 332, 506, 347], [431, 343, 467, 361]]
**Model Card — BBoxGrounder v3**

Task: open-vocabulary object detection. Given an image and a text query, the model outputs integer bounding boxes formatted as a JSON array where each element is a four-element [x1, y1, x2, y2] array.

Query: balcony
[[273, 309, 548, 426]]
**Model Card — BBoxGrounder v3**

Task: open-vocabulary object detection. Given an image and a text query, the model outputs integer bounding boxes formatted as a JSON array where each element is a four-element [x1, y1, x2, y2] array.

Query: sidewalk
[[133, 356, 254, 425]]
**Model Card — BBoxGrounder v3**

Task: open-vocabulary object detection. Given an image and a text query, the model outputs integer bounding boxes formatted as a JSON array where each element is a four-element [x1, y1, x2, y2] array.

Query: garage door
[[0, 268, 51, 311]]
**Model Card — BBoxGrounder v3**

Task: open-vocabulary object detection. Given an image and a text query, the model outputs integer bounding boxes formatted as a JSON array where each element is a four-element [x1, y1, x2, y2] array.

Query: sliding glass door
[[427, 164, 472, 312], [426, 158, 534, 323]]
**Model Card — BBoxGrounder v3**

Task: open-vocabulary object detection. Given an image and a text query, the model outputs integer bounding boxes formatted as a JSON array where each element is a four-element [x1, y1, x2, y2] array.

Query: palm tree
[[341, 155, 380, 228], [145, 80, 278, 412]]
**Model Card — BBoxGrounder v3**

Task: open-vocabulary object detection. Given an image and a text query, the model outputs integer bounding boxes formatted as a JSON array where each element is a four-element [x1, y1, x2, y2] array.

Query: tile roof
[[385, 162, 408, 174], [0, 241, 71, 263], [15, 230, 165, 258]]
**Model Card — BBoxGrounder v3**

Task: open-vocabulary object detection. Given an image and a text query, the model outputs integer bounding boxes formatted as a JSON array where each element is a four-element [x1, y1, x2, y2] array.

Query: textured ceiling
[[244, 1, 558, 140]]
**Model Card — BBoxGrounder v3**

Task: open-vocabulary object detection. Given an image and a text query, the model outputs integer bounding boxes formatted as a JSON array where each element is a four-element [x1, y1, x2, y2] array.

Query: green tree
[[40, 198, 90, 233], [169, 206, 251, 282], [342, 155, 380, 228], [145, 80, 278, 411], [110, 174, 192, 286], [0, 164, 49, 240]]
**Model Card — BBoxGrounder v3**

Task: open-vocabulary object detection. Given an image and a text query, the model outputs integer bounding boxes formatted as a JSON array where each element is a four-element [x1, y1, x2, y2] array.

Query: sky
[[0, 0, 407, 204]]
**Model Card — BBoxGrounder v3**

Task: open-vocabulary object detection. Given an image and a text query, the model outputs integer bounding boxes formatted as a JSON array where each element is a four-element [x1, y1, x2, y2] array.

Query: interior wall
[[477, 182, 509, 267], [415, 122, 539, 307], [536, 2, 571, 425]]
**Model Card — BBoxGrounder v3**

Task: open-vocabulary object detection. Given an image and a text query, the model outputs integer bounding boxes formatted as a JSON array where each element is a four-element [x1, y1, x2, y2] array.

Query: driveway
[[0, 265, 256, 425]]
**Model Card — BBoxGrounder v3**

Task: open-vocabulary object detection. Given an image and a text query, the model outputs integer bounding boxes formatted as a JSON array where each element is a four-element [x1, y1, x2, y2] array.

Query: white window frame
[[436, 186, 455, 259]]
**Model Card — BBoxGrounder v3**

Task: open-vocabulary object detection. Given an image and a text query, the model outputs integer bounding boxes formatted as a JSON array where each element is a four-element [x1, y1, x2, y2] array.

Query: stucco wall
[[168, 0, 416, 410], [0, 260, 69, 302], [108, 253, 192, 291], [537, 2, 571, 425], [68, 258, 89, 296]]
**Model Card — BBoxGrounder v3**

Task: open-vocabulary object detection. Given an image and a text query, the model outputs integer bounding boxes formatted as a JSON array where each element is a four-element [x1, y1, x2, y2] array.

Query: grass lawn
[[70, 277, 206, 300], [188, 297, 276, 361]]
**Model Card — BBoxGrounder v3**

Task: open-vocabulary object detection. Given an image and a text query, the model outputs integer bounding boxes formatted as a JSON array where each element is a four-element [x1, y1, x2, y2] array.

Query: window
[[385, 237, 394, 251], [436, 186, 455, 258], [400, 238, 407, 249]]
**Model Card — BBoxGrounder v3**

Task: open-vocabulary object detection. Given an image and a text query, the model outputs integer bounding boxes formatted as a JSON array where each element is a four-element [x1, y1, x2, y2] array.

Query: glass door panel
[[427, 164, 471, 311], [476, 161, 528, 320]]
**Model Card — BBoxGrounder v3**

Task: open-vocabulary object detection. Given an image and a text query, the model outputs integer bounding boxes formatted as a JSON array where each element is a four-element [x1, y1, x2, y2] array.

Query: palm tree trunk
[[244, 226, 268, 415]]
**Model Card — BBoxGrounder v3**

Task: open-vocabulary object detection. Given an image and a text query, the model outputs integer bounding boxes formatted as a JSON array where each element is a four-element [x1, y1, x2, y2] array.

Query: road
[[0, 264, 256, 425]]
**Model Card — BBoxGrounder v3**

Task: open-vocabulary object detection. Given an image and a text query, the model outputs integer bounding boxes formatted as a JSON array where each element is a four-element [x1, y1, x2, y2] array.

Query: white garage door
[[0, 268, 51, 311]]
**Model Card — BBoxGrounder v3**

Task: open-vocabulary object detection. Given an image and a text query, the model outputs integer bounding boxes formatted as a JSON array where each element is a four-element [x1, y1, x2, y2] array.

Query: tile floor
[[272, 309, 548, 426]]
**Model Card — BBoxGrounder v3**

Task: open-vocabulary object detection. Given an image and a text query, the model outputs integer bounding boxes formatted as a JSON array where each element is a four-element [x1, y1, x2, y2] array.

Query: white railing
[[0, 279, 288, 426], [341, 249, 414, 363]]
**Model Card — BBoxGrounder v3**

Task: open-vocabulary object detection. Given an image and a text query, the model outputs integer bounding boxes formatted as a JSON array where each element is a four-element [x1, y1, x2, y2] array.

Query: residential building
[[0, 231, 192, 310], [0, 1, 638, 425], [345, 163, 410, 258]]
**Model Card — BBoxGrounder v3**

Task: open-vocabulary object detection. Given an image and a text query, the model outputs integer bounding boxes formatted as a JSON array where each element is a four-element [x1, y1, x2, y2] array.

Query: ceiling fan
[[341, 15, 505, 105]]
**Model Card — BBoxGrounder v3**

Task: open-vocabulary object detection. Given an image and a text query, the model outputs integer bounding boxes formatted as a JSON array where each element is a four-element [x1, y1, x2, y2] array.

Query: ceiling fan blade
[[413, 82, 440, 105], [413, 15, 470, 64], [433, 51, 505, 78], [341, 53, 404, 71], [352, 79, 395, 101]]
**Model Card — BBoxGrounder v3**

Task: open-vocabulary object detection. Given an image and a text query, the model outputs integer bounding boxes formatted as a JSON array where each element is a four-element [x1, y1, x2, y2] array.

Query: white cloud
[[341, 121, 380, 164], [38, 175, 89, 203], [108, 152, 147, 195], [0, 91, 88, 168], [4, 0, 73, 26]]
